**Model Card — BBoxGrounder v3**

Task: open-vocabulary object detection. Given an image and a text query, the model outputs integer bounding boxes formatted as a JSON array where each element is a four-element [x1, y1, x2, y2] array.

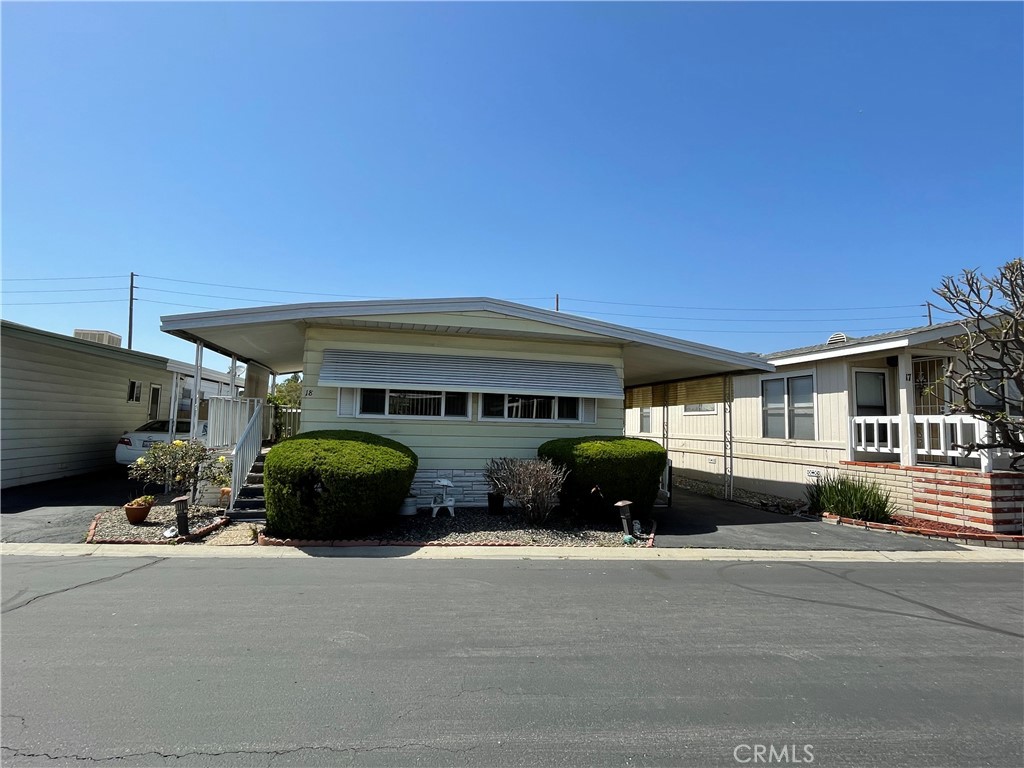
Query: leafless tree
[[934, 259, 1023, 468]]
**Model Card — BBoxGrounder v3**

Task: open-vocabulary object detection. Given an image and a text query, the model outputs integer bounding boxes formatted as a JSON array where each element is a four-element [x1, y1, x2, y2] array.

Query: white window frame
[[638, 407, 652, 433], [682, 403, 718, 415], [760, 370, 817, 441], [478, 393, 583, 423], [352, 387, 471, 420], [127, 380, 143, 403]]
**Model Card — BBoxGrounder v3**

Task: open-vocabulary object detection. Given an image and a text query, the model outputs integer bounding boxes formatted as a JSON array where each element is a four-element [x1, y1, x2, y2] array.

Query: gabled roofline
[[161, 297, 774, 372], [768, 320, 968, 366]]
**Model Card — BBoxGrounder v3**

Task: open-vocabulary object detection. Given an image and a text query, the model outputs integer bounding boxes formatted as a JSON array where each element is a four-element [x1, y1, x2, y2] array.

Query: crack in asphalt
[[0, 558, 166, 615], [2, 741, 479, 764], [717, 562, 1024, 639]]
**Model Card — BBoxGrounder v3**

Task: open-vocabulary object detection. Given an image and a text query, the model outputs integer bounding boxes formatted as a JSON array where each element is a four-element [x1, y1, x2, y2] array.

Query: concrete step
[[226, 508, 266, 522]]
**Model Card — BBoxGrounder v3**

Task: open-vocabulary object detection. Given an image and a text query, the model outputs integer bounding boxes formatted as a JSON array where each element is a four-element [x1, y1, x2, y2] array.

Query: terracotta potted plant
[[124, 495, 156, 524]]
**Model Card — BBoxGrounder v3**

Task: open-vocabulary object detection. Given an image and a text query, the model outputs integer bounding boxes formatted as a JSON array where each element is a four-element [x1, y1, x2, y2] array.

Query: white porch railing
[[850, 414, 1015, 471], [276, 407, 301, 440], [207, 397, 263, 449], [229, 400, 264, 513]]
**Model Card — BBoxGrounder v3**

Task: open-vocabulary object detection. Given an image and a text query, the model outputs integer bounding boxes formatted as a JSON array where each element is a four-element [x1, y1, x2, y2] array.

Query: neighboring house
[[624, 321, 1024, 532], [159, 297, 773, 506], [0, 320, 237, 488]]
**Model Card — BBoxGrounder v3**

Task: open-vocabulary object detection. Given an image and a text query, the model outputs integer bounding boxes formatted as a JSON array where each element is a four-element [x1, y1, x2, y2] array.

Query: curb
[[822, 513, 1024, 549]]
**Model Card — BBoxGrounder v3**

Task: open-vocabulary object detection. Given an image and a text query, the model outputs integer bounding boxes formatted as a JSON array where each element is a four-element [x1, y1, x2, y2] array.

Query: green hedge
[[264, 430, 418, 539], [537, 436, 667, 516]]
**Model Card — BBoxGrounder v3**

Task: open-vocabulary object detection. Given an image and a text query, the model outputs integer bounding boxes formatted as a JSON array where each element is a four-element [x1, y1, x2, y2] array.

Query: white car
[[115, 420, 209, 465]]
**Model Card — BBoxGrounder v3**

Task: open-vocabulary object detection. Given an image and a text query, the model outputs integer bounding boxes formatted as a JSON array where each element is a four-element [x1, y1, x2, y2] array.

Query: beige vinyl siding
[[625, 360, 852, 500], [1, 325, 174, 488], [300, 327, 624, 469]]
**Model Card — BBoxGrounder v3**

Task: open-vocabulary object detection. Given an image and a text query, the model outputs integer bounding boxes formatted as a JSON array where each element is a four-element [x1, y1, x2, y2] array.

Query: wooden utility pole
[[128, 272, 136, 349]]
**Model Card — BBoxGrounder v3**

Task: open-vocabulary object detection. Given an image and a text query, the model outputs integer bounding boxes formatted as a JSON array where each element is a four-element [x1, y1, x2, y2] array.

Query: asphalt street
[[0, 468, 140, 544], [2, 554, 1022, 767]]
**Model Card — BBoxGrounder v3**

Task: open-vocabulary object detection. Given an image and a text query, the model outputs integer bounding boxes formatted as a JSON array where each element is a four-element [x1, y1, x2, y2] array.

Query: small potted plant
[[124, 495, 157, 524]]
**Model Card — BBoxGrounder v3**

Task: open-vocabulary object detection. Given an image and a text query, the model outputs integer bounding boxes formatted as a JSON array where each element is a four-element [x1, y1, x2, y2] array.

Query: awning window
[[318, 350, 623, 400]]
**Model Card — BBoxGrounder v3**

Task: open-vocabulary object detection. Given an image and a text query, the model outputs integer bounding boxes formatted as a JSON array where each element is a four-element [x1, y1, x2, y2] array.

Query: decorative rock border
[[256, 531, 653, 548], [86, 514, 231, 545], [821, 512, 1024, 548]]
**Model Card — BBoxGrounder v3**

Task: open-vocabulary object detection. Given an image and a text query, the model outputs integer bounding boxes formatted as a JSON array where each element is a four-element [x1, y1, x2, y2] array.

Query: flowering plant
[[128, 439, 232, 504], [127, 495, 157, 507]]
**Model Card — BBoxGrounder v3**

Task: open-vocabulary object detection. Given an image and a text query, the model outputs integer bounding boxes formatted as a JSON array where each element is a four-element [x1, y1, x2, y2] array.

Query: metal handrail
[[229, 401, 264, 513]]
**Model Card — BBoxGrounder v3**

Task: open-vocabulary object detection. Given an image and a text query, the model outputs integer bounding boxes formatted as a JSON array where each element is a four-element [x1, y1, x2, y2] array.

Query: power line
[[0, 274, 123, 282], [1, 299, 126, 306], [2, 287, 126, 294], [138, 274, 391, 300], [137, 286, 291, 303], [571, 308, 927, 323], [557, 299, 925, 313]]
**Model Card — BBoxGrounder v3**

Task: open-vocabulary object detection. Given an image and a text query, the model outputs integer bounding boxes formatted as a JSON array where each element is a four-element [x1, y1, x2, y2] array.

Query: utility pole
[[924, 301, 933, 325], [128, 272, 136, 349], [555, 293, 559, 312]]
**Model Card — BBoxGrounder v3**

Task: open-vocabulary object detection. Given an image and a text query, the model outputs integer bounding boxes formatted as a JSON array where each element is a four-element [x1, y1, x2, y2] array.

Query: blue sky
[[2, 1, 1021, 369]]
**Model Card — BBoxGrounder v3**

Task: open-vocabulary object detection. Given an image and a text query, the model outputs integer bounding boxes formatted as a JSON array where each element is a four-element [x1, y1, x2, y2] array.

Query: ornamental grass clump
[[805, 473, 897, 523], [128, 439, 232, 505]]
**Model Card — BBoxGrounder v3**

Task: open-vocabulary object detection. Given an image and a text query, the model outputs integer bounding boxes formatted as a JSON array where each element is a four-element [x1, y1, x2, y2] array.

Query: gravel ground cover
[[370, 507, 631, 546], [88, 503, 639, 547], [89, 495, 227, 544]]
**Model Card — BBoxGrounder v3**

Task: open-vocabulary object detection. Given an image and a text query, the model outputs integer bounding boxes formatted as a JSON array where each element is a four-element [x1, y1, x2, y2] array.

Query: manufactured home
[[159, 297, 773, 508], [625, 321, 1024, 532], [0, 320, 237, 488]]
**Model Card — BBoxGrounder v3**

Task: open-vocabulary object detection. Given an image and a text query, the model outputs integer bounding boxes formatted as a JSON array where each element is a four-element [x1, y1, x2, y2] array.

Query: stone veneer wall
[[408, 468, 492, 508], [839, 461, 1024, 533]]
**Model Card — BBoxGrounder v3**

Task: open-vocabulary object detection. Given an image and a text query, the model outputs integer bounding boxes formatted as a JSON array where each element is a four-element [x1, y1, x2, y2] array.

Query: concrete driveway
[[0, 467, 141, 544], [652, 490, 967, 551]]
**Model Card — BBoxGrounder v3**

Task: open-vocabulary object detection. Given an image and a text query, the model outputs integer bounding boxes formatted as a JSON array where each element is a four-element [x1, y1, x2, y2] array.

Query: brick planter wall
[[839, 461, 1024, 533]]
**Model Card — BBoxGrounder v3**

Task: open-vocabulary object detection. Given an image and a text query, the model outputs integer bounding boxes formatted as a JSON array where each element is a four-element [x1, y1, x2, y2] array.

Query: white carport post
[[896, 351, 916, 467], [190, 341, 204, 441], [722, 375, 734, 501]]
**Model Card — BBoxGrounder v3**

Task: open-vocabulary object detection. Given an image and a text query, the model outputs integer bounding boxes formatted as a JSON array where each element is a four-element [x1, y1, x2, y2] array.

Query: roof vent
[[825, 332, 848, 346]]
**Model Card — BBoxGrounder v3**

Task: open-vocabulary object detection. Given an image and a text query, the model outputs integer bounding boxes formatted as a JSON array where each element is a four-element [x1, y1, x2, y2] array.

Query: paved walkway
[[652, 490, 966, 551]]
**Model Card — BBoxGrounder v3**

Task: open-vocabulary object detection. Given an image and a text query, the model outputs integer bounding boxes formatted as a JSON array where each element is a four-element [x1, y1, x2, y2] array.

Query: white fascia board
[[770, 338, 910, 367], [166, 360, 235, 384], [161, 297, 773, 372]]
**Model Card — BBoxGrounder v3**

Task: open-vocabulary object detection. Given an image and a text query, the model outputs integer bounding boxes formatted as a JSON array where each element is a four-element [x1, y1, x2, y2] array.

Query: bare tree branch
[[934, 259, 1024, 470]]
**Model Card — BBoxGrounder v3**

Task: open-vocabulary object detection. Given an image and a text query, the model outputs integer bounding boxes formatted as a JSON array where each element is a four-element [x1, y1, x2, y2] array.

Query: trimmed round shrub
[[538, 436, 667, 517], [264, 430, 418, 539]]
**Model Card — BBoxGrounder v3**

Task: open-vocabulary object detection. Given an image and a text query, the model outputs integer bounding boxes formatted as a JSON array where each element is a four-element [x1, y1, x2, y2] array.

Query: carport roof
[[160, 297, 773, 387]]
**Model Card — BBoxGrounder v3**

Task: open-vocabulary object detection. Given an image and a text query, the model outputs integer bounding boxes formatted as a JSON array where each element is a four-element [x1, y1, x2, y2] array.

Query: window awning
[[318, 350, 624, 400], [625, 375, 734, 408]]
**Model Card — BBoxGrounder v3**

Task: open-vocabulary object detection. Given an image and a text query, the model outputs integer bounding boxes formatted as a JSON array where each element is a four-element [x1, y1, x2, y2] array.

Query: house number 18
[[303, 388, 314, 398]]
